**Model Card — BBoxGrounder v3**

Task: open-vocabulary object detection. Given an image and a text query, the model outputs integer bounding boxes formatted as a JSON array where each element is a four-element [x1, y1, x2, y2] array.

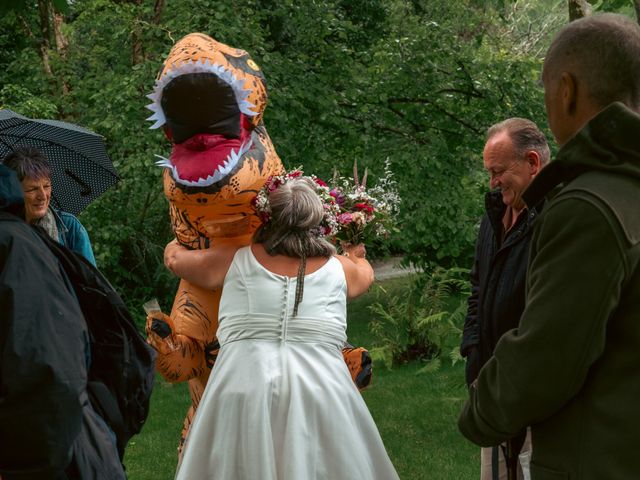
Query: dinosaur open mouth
[[155, 129, 253, 187], [147, 60, 259, 188]]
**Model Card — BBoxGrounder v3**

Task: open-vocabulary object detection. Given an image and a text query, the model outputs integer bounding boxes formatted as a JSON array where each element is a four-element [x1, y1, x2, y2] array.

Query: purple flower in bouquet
[[330, 188, 346, 206]]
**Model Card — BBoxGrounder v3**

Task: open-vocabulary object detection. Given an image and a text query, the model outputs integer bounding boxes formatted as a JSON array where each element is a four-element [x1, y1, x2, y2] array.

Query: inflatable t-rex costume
[[144, 33, 372, 454]]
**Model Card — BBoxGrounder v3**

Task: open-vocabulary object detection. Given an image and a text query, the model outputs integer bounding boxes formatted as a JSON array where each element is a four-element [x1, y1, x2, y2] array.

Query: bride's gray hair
[[253, 176, 336, 258]]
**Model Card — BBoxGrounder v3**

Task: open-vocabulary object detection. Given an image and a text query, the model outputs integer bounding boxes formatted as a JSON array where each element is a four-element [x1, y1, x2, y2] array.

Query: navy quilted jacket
[[460, 190, 541, 383]]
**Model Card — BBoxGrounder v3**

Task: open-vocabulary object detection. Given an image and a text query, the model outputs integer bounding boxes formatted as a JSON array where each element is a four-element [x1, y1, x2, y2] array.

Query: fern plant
[[368, 267, 470, 373]]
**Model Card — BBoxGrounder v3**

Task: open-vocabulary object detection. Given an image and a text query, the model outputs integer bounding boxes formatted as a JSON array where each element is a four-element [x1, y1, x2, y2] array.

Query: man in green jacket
[[459, 13, 640, 480]]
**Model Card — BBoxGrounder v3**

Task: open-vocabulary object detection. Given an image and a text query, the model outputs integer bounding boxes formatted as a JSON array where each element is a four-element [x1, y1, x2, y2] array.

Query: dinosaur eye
[[247, 59, 260, 71]]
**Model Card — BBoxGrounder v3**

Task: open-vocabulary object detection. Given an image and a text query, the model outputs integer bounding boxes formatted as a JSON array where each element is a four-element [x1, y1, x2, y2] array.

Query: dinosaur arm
[[146, 313, 210, 383], [146, 280, 222, 383]]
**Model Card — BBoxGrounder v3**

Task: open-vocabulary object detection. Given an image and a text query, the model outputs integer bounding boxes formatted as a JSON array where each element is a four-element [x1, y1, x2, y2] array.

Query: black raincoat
[[0, 165, 124, 479]]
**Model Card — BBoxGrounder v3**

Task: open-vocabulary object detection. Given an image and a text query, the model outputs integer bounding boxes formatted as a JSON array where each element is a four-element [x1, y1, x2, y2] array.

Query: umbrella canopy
[[0, 109, 119, 216]]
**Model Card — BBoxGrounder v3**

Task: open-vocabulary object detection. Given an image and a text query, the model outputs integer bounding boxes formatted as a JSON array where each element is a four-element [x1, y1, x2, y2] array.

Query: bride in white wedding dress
[[165, 175, 399, 480]]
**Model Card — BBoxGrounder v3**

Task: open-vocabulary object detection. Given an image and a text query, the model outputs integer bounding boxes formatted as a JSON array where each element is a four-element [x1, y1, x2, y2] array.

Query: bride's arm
[[164, 239, 239, 289], [336, 243, 374, 298]]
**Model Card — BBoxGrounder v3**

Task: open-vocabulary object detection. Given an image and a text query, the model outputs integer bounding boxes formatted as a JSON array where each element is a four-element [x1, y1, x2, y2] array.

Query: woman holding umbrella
[[2, 146, 96, 265]]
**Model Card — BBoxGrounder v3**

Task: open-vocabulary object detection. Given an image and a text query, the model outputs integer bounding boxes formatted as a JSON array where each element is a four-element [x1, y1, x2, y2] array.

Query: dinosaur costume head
[[146, 33, 283, 248]]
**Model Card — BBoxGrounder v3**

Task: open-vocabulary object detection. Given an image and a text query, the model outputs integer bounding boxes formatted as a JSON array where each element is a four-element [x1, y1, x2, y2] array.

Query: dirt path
[[370, 256, 420, 281]]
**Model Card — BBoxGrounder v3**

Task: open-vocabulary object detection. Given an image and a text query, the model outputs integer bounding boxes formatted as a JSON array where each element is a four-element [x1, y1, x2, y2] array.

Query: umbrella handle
[[65, 169, 92, 197]]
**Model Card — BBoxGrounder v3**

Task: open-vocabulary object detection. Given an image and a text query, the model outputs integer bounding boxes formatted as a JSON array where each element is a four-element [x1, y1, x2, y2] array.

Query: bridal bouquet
[[252, 162, 399, 247], [330, 158, 400, 246]]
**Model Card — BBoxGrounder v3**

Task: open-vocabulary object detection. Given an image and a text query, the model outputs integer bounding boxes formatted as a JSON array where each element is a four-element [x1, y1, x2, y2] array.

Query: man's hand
[[464, 345, 481, 386]]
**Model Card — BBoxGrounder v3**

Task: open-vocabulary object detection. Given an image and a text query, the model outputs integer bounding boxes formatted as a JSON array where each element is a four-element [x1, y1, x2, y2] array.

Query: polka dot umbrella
[[0, 109, 119, 216]]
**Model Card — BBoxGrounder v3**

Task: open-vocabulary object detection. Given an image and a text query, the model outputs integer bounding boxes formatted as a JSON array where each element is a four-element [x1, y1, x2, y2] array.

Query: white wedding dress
[[175, 246, 399, 480]]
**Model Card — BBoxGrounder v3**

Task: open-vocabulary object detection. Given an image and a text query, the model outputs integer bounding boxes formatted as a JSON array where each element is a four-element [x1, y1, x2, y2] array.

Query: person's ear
[[525, 150, 542, 176], [560, 71, 578, 116]]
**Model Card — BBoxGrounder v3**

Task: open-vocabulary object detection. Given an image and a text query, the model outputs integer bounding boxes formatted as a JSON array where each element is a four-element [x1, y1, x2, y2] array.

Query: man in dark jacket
[[459, 13, 640, 479], [461, 118, 550, 479], [0, 164, 124, 479]]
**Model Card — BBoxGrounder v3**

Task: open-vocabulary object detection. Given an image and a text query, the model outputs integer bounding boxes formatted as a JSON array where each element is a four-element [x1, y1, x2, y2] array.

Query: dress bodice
[[217, 246, 348, 348]]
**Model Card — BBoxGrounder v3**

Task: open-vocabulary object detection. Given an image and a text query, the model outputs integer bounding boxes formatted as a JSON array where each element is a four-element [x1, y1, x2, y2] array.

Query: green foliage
[[594, 0, 636, 15], [368, 267, 470, 371], [0, 0, 69, 14], [0, 84, 58, 117], [0, 0, 575, 315], [260, 0, 561, 266]]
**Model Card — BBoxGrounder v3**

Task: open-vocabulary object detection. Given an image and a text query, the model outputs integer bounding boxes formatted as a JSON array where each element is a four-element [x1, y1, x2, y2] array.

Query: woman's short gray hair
[[253, 176, 337, 258], [2, 147, 51, 181]]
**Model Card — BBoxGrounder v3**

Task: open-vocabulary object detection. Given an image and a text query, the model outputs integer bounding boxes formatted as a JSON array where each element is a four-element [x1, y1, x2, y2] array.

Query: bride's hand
[[164, 238, 186, 272], [341, 242, 366, 260]]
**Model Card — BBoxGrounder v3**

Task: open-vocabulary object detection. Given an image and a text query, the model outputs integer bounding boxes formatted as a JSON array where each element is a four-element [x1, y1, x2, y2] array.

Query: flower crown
[[251, 168, 340, 238]]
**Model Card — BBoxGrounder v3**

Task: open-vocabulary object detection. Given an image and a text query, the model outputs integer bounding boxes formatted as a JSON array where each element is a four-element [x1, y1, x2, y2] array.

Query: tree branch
[[387, 97, 482, 134], [435, 87, 485, 99], [17, 14, 35, 39]]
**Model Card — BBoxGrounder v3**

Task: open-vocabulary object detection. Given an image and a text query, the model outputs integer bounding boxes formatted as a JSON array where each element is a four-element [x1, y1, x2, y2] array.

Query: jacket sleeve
[[460, 223, 482, 357], [0, 229, 88, 479], [458, 195, 626, 446]]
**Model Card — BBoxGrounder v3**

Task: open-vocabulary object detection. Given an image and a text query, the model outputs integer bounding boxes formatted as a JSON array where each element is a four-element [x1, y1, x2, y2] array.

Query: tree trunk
[[131, 0, 145, 65], [52, 11, 71, 94], [37, 0, 53, 77], [153, 0, 165, 24], [568, 0, 592, 22], [52, 12, 68, 53], [49, 3, 71, 95]]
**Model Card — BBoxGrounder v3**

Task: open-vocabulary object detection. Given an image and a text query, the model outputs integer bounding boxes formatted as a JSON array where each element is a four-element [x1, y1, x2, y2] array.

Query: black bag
[[34, 227, 156, 460]]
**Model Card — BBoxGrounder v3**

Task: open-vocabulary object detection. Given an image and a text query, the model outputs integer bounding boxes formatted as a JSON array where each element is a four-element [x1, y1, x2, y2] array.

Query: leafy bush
[[0, 0, 571, 324], [368, 267, 470, 373]]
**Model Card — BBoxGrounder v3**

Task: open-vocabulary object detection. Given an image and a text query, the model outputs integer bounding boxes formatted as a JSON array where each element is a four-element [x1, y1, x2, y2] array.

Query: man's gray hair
[[544, 13, 640, 109], [487, 117, 551, 166]]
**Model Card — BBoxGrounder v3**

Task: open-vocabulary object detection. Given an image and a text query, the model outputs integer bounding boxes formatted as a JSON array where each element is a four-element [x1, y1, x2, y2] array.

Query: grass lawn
[[124, 276, 478, 479]]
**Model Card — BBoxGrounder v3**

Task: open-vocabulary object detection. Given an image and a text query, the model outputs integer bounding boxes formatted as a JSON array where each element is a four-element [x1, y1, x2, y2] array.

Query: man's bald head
[[543, 13, 640, 111]]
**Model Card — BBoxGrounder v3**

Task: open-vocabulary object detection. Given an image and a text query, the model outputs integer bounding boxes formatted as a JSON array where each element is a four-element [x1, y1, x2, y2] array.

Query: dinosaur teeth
[[145, 59, 259, 130], [154, 154, 172, 168], [153, 140, 253, 187]]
